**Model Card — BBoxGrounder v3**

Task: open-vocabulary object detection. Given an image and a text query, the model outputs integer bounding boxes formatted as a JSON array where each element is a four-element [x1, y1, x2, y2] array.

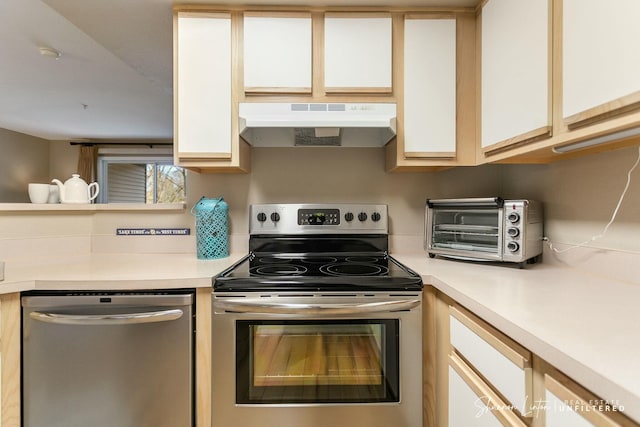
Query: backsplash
[[2, 138, 640, 281]]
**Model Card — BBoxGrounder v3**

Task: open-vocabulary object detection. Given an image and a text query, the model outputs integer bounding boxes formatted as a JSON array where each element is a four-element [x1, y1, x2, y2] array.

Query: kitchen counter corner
[[395, 253, 640, 424]]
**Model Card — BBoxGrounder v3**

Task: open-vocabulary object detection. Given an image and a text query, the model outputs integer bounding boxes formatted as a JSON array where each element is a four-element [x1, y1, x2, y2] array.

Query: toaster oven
[[425, 197, 543, 265]]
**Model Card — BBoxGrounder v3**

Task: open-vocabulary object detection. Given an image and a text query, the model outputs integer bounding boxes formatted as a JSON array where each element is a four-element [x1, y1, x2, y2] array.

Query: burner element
[[251, 264, 308, 276], [320, 262, 389, 277]]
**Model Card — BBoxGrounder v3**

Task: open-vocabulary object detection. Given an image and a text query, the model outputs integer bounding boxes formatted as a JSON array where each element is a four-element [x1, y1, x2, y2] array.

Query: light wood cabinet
[[432, 292, 640, 427], [403, 16, 456, 157], [543, 363, 637, 427], [173, 11, 250, 172], [323, 14, 392, 94], [385, 12, 477, 171], [479, 0, 551, 156], [562, 0, 640, 129], [243, 13, 312, 94], [478, 0, 640, 164], [448, 353, 526, 427], [448, 305, 532, 425], [1, 293, 20, 427]]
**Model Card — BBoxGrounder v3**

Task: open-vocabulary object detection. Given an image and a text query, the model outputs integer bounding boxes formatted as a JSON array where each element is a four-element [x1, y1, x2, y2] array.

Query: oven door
[[426, 198, 505, 260], [236, 318, 399, 404], [212, 292, 423, 427]]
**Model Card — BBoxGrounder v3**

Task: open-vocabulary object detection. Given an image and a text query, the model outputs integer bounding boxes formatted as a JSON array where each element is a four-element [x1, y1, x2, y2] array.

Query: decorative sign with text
[[116, 228, 191, 236]]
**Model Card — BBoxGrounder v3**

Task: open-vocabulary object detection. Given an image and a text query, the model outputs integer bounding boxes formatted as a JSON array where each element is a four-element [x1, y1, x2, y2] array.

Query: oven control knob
[[507, 212, 521, 223], [507, 227, 520, 238], [358, 212, 368, 222], [344, 212, 354, 222], [507, 241, 520, 252], [270, 212, 280, 222], [257, 212, 267, 222], [371, 212, 381, 222]]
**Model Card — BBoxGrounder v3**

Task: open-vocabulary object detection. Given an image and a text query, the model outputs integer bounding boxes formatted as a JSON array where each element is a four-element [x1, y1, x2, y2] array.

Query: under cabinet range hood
[[238, 102, 397, 147]]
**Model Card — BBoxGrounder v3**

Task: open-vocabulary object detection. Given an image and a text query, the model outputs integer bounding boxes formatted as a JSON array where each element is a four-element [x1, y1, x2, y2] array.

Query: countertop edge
[[422, 272, 640, 424]]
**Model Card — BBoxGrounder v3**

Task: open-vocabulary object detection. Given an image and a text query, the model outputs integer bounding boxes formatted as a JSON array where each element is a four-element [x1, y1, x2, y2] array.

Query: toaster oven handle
[[215, 299, 421, 315], [427, 197, 504, 208]]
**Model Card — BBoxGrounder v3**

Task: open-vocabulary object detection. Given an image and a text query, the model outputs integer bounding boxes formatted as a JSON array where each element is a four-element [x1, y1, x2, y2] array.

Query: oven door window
[[236, 319, 399, 404], [431, 209, 499, 253]]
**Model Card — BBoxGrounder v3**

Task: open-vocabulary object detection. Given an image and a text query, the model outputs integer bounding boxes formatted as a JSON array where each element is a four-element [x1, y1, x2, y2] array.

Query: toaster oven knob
[[358, 212, 368, 222], [507, 241, 520, 252], [344, 212, 354, 222], [270, 212, 280, 222], [371, 212, 381, 222], [507, 227, 520, 238], [257, 212, 267, 222], [507, 212, 521, 223]]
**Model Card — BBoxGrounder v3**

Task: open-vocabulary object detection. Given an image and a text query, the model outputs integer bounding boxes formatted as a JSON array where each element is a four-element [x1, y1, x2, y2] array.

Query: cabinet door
[[175, 12, 232, 159], [243, 13, 312, 94], [544, 374, 635, 427], [404, 17, 456, 156], [449, 353, 526, 427], [450, 306, 533, 417], [480, 0, 551, 152], [563, 0, 640, 128], [324, 14, 392, 93]]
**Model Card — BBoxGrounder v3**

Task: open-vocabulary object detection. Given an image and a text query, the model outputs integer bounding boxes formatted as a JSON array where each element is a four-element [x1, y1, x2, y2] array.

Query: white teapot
[[51, 174, 99, 204]]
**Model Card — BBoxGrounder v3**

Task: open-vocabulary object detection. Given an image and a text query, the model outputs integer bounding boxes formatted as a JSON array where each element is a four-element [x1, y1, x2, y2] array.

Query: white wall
[[186, 147, 503, 243], [4, 137, 640, 267], [49, 140, 79, 182], [0, 128, 50, 202], [503, 146, 640, 254]]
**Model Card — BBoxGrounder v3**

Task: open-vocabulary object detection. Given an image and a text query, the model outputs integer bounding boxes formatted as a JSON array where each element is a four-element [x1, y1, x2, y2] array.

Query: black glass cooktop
[[214, 252, 423, 292]]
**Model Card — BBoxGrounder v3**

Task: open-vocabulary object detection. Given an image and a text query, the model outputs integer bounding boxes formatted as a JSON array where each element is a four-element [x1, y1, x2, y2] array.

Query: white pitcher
[[51, 174, 99, 204]]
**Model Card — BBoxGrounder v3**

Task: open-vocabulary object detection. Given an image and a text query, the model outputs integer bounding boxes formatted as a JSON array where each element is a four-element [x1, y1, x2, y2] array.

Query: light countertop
[[1, 251, 639, 423], [0, 253, 244, 293], [394, 254, 640, 424]]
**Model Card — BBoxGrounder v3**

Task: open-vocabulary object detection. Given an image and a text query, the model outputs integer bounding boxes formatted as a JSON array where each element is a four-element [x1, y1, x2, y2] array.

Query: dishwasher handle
[[216, 299, 420, 315], [29, 308, 184, 325]]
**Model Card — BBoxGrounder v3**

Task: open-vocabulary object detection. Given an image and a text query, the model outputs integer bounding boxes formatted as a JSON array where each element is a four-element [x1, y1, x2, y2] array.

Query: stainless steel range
[[212, 204, 423, 427]]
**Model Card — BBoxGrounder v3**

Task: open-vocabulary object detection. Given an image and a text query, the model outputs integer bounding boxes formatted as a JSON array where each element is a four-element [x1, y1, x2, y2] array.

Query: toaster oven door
[[426, 207, 504, 260]]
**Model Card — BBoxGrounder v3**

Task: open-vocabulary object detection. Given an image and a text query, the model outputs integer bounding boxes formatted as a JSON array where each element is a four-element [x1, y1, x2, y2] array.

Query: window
[[97, 148, 186, 204]]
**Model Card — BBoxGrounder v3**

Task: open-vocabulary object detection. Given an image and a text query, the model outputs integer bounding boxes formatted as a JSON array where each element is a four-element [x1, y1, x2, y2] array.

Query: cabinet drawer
[[545, 373, 636, 427], [449, 352, 526, 427], [449, 305, 533, 417]]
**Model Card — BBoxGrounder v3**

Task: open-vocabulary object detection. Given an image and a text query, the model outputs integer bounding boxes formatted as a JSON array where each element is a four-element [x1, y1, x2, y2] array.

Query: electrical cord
[[544, 145, 640, 254]]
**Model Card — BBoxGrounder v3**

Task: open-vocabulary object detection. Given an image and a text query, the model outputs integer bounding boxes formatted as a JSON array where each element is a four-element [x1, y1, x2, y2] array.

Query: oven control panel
[[298, 209, 340, 225], [250, 204, 388, 234]]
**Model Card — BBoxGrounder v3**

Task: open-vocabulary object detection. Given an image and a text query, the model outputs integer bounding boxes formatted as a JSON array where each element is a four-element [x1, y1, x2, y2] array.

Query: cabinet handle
[[30, 308, 183, 325], [450, 305, 531, 369], [449, 352, 528, 426]]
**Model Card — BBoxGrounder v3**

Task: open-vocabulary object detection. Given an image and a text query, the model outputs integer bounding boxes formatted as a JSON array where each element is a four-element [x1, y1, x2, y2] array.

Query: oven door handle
[[29, 308, 184, 325], [215, 299, 420, 315]]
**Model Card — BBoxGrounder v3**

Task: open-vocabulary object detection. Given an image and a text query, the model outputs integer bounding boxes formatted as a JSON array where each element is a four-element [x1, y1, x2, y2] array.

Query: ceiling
[[0, 0, 478, 141]]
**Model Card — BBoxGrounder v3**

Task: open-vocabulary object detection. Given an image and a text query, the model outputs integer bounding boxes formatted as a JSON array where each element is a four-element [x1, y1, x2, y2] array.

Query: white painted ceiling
[[0, 0, 478, 141]]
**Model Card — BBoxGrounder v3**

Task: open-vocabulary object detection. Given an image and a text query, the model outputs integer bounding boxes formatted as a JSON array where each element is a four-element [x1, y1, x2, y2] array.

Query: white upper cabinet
[[243, 14, 312, 94], [563, 0, 640, 127], [324, 14, 392, 93], [176, 12, 232, 158], [481, 0, 550, 151], [403, 17, 456, 156]]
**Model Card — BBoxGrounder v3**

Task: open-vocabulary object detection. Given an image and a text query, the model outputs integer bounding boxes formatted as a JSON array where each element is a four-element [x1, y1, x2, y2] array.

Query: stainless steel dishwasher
[[22, 291, 194, 427]]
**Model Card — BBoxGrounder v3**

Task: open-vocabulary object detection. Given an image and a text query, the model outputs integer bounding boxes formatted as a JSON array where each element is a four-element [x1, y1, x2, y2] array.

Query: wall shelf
[[0, 203, 186, 213]]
